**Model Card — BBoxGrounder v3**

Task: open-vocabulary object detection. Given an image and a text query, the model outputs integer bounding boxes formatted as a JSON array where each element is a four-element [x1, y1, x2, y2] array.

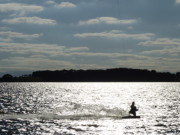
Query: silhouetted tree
[[2, 74, 13, 82], [0, 68, 179, 82], [176, 72, 180, 81], [31, 68, 178, 82]]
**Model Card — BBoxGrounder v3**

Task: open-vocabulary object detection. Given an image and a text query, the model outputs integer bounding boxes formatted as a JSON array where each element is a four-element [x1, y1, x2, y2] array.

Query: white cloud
[[55, 2, 76, 8], [0, 37, 12, 42], [1, 42, 180, 72], [138, 38, 180, 57], [142, 48, 180, 56], [0, 42, 65, 56], [175, 0, 180, 4], [2, 16, 56, 25], [65, 47, 89, 52], [0, 42, 90, 57], [1, 56, 74, 71], [0, 56, 110, 72], [63, 52, 147, 58], [78, 17, 137, 25], [0, 31, 42, 39], [1, 54, 180, 73], [45, 1, 56, 5], [138, 38, 180, 46], [74, 30, 154, 40], [0, 3, 43, 15], [0, 42, 150, 59]]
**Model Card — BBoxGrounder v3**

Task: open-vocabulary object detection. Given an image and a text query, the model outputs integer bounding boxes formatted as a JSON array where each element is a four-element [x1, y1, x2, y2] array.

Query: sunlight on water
[[0, 82, 179, 134]]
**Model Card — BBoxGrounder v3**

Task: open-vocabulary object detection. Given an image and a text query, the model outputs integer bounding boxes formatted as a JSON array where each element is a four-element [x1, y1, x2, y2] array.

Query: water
[[0, 82, 179, 135]]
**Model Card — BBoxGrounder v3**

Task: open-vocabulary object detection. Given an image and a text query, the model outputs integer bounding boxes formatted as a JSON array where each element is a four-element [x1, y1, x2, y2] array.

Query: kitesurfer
[[129, 102, 138, 116]]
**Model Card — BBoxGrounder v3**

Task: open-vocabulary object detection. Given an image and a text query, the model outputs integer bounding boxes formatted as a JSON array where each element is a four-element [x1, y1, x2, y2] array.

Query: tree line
[[0, 68, 180, 82]]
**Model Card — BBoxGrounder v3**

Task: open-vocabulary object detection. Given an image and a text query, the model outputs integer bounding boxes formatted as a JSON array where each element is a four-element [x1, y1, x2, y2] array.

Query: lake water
[[0, 82, 179, 135]]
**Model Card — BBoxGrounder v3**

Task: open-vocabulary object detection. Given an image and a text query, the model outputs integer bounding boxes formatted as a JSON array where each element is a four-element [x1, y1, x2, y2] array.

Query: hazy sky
[[1, 0, 180, 76]]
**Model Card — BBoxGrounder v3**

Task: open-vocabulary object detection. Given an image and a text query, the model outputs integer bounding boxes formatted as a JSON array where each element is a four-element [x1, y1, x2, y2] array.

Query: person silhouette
[[129, 102, 138, 116]]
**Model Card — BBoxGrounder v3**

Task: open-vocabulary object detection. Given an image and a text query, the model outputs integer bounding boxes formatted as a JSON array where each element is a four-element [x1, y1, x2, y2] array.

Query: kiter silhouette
[[129, 102, 138, 116]]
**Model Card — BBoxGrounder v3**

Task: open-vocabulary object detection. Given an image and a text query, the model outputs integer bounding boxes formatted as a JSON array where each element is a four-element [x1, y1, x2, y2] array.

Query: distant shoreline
[[0, 68, 180, 82]]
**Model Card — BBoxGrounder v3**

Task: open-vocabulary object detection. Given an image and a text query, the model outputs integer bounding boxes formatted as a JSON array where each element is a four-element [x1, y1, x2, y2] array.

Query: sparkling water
[[0, 82, 179, 134]]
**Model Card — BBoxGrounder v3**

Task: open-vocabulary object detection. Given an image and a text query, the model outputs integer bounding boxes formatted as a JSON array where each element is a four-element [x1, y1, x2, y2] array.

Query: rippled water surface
[[0, 82, 179, 134]]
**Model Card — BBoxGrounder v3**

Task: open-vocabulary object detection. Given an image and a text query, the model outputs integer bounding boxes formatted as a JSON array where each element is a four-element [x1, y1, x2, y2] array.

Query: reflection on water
[[0, 82, 179, 134]]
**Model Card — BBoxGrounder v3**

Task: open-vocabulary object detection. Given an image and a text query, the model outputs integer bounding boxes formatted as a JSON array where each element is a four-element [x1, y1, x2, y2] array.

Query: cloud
[[138, 38, 180, 46], [2, 16, 56, 25], [1, 54, 180, 73], [0, 37, 12, 42], [1, 56, 74, 71], [55, 2, 76, 8], [0, 56, 110, 72], [65, 47, 89, 52], [74, 30, 154, 40], [0, 42, 90, 57], [0, 3, 43, 15], [138, 38, 180, 57], [0, 41, 150, 59], [175, 0, 180, 4], [0, 31, 42, 39], [113, 55, 180, 72], [45, 1, 56, 5], [78, 17, 137, 25], [0, 42, 65, 56], [64, 52, 144, 58], [121, 60, 169, 72], [1, 42, 180, 73], [142, 48, 180, 56], [0, 42, 134, 59]]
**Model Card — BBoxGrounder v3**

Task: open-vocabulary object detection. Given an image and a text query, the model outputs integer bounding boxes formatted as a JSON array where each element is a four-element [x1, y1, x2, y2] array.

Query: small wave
[[0, 113, 125, 121], [0, 104, 128, 121], [54, 103, 128, 118], [50, 114, 124, 120]]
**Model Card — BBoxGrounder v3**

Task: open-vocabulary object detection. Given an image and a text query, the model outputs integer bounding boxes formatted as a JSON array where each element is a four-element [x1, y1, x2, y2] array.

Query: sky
[[1, 0, 180, 76]]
